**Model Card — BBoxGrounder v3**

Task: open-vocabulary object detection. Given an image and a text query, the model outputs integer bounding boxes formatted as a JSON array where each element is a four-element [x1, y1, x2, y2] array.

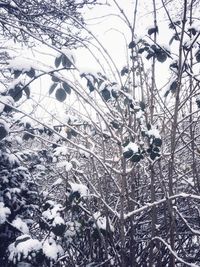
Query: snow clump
[[0, 202, 11, 224]]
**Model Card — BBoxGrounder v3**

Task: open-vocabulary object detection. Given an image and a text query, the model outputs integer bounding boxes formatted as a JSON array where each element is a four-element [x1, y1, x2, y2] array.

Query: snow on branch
[[153, 237, 199, 267], [125, 193, 200, 220]]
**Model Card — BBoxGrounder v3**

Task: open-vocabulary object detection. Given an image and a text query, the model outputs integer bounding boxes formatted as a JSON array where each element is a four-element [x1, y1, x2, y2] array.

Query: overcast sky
[[8, 0, 192, 123]]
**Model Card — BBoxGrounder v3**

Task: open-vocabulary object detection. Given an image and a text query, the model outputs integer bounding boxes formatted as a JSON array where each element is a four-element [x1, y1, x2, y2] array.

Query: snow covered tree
[[1, 0, 200, 266], [0, 0, 102, 47]]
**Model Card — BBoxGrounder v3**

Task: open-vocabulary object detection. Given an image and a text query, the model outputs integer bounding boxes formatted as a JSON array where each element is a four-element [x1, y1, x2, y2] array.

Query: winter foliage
[[0, 0, 200, 266]]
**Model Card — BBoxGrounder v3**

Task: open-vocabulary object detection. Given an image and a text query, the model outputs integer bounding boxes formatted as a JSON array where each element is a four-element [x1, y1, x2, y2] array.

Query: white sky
[[4, 0, 196, 123]]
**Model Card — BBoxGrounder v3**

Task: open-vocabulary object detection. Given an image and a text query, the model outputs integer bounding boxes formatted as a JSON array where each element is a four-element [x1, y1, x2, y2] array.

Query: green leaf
[[62, 54, 72, 68], [170, 81, 178, 93], [49, 83, 58, 95], [148, 26, 158, 35], [154, 138, 162, 147], [111, 90, 118, 99], [0, 124, 8, 140], [147, 123, 151, 130], [24, 86, 30, 98], [169, 20, 181, 29], [55, 55, 62, 68], [188, 27, 197, 36], [55, 88, 66, 102], [71, 129, 77, 137], [9, 86, 22, 102], [156, 50, 167, 63], [139, 101, 146, 111], [146, 51, 154, 60], [196, 50, 200, 62], [26, 68, 35, 78], [170, 62, 178, 69], [62, 82, 71, 94], [138, 47, 145, 54], [51, 76, 60, 82], [111, 121, 119, 129], [87, 80, 95, 92], [121, 66, 129, 76], [14, 70, 22, 78], [67, 131, 72, 139], [196, 99, 200, 108], [101, 88, 111, 101], [129, 40, 136, 49], [131, 154, 142, 163], [150, 151, 159, 160], [164, 90, 170, 97], [52, 223, 66, 236], [123, 150, 133, 159], [23, 130, 35, 141]]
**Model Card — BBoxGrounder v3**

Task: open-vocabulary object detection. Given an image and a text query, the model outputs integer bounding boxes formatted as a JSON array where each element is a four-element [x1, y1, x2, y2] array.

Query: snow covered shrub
[[0, 131, 40, 266]]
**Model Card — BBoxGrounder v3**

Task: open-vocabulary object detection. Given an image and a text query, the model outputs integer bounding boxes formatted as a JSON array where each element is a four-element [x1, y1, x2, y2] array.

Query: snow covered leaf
[[0, 101, 5, 113], [148, 26, 158, 35], [0, 202, 11, 224], [52, 216, 66, 236], [42, 204, 64, 221], [69, 182, 89, 198], [8, 235, 42, 264], [80, 72, 98, 92], [147, 128, 161, 139], [12, 218, 29, 234], [0, 95, 14, 113], [123, 142, 139, 154], [65, 162, 73, 172], [57, 161, 72, 171], [67, 182, 89, 204], [8, 58, 33, 73], [93, 212, 114, 232], [79, 145, 90, 158], [53, 146, 68, 156], [43, 238, 64, 261], [123, 142, 143, 162], [52, 178, 63, 186], [65, 221, 81, 238]]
